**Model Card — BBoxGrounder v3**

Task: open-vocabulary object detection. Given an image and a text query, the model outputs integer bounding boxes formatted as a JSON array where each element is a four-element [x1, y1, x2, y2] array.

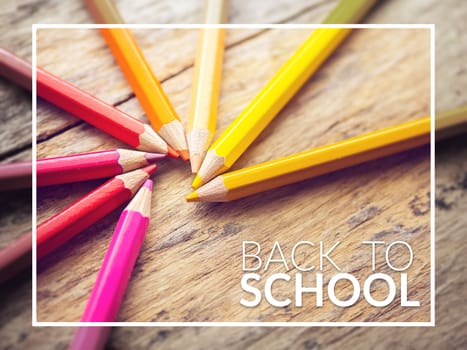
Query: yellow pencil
[[192, 0, 377, 188], [187, 0, 228, 173], [186, 117, 431, 202], [435, 105, 467, 140]]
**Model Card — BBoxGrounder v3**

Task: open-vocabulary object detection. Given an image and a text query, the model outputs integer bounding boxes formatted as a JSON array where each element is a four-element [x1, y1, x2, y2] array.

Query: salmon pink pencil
[[38, 148, 164, 187], [81, 179, 153, 322], [37, 165, 156, 259], [0, 48, 177, 157]]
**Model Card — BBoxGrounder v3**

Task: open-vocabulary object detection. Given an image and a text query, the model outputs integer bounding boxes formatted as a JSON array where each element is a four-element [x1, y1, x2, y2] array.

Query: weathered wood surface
[[0, 0, 466, 347], [35, 26, 430, 322]]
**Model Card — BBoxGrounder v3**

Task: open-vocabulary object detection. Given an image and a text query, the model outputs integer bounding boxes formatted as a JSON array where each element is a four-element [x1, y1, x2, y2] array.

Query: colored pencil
[[37, 66, 177, 156], [203, 0, 229, 24], [0, 161, 31, 191], [81, 180, 153, 322], [186, 117, 431, 202], [37, 165, 156, 259], [187, 0, 227, 173], [322, 0, 377, 24], [96, 28, 189, 160], [0, 48, 31, 90], [38, 148, 164, 187], [192, 1, 376, 189], [0, 48, 176, 157], [0, 231, 31, 284], [436, 105, 467, 141], [69, 327, 111, 350], [84, 0, 124, 24]]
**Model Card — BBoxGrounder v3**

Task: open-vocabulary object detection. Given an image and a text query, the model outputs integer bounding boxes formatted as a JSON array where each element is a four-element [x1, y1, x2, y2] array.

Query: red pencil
[[0, 48, 178, 157], [0, 161, 32, 191], [0, 48, 31, 90], [0, 231, 32, 284], [38, 148, 164, 187], [37, 165, 156, 259]]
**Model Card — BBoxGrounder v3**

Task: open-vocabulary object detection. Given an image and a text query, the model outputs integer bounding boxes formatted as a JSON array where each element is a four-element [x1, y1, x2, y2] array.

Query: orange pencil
[[97, 28, 189, 160]]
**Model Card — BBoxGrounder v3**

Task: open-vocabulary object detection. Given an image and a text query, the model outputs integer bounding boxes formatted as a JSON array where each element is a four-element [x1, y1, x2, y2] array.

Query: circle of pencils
[[80, 179, 153, 322], [0, 0, 464, 333], [37, 148, 164, 187], [37, 165, 156, 259]]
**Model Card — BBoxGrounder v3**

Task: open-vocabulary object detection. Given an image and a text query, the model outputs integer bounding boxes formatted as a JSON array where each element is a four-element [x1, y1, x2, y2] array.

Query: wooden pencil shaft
[[84, 0, 124, 24], [0, 48, 32, 90], [0, 161, 32, 191], [323, 0, 377, 24]]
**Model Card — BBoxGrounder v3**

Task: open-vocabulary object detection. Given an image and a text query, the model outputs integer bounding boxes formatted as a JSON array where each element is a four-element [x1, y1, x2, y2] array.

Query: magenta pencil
[[81, 179, 153, 322], [69, 327, 111, 350]]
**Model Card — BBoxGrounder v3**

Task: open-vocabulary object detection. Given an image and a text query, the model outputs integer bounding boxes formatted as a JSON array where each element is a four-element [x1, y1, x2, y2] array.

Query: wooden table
[[0, 0, 466, 347]]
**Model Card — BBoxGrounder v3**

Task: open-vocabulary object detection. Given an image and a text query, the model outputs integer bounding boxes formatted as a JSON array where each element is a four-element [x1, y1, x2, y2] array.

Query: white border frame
[[32, 23, 435, 327]]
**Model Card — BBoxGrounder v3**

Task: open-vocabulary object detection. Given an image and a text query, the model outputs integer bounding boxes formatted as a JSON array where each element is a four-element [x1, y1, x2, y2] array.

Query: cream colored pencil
[[187, 0, 228, 173]]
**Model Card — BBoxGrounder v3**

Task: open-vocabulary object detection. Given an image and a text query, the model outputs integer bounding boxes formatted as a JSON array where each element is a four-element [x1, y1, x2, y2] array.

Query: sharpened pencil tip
[[190, 153, 203, 174], [191, 174, 203, 189], [186, 191, 199, 202], [145, 152, 166, 163], [178, 149, 190, 161], [167, 146, 180, 159], [143, 179, 153, 191], [141, 164, 158, 176]]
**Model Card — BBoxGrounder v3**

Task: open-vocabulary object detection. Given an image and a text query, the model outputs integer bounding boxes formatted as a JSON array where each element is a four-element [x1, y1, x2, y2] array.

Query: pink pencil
[[68, 327, 111, 350], [80, 179, 153, 322]]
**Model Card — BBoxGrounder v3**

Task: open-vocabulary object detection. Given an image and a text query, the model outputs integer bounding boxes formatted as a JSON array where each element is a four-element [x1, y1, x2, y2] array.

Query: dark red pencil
[[0, 48, 178, 157], [37, 165, 156, 259], [0, 161, 32, 191], [38, 148, 164, 186], [0, 231, 32, 283]]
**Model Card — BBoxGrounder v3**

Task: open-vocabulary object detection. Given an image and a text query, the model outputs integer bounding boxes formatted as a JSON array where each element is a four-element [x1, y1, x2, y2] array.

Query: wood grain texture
[[35, 26, 430, 322], [0, 0, 466, 347]]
